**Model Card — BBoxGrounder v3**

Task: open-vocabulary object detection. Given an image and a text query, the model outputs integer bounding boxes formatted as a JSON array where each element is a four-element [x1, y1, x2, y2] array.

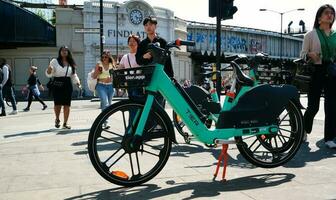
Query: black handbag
[[47, 66, 69, 89], [46, 78, 53, 89]]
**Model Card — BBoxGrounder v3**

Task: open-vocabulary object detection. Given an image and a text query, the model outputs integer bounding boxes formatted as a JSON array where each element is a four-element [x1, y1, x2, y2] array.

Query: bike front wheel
[[88, 100, 172, 187], [235, 100, 303, 168]]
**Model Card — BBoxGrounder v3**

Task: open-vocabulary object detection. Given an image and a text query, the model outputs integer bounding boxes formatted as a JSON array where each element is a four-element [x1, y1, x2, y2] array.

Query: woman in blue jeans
[[91, 50, 116, 128]]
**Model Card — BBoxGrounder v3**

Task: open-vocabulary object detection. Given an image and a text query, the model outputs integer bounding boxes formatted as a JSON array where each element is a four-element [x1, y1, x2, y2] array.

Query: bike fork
[[134, 94, 155, 137]]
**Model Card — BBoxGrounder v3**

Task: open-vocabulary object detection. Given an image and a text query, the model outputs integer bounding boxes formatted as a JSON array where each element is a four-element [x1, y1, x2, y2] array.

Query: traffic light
[[209, 0, 238, 20]]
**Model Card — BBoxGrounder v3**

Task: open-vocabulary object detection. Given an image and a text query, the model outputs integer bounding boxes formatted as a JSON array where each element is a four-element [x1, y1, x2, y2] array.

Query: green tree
[[36, 9, 47, 20], [50, 10, 56, 26]]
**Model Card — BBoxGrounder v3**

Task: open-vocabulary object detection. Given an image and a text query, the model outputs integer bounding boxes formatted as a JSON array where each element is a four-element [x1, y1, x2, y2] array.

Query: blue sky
[[53, 0, 335, 32]]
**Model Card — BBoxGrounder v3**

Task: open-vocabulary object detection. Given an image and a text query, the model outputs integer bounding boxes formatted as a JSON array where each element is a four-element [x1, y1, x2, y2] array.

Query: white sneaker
[[8, 110, 18, 115], [103, 122, 110, 129], [325, 141, 336, 149], [302, 132, 307, 142]]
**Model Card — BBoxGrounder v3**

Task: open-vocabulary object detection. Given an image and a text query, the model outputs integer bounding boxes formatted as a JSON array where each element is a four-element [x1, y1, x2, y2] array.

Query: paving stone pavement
[[0, 97, 335, 200]]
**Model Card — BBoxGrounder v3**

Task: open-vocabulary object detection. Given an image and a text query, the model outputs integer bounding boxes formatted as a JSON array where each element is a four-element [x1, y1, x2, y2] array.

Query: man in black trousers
[[136, 16, 174, 108]]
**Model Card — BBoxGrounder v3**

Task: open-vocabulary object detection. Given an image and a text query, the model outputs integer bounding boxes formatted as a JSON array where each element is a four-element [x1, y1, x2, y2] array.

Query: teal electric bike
[[88, 39, 304, 187]]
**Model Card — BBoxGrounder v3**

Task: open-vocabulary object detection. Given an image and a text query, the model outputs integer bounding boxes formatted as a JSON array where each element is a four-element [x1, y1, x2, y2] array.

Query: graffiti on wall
[[187, 32, 264, 54]]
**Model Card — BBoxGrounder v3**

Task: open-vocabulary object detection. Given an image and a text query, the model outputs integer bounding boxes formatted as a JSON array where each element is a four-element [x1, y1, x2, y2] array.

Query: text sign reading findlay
[[107, 29, 147, 39]]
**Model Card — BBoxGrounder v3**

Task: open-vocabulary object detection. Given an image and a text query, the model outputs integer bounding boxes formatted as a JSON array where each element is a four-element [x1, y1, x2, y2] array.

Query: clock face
[[129, 9, 143, 25]]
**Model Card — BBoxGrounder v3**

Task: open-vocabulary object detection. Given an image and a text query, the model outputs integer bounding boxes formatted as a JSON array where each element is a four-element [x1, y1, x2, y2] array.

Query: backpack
[[87, 69, 97, 92]]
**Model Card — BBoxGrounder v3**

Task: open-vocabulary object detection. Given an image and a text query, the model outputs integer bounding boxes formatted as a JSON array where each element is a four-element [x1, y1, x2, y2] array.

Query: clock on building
[[129, 9, 143, 25]]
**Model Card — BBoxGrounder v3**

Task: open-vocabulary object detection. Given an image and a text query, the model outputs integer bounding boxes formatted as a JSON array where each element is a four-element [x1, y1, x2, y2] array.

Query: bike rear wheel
[[235, 100, 303, 168], [88, 100, 172, 187]]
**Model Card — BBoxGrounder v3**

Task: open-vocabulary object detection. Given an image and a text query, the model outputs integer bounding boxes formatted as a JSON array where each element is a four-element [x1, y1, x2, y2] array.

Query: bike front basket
[[113, 66, 155, 88]]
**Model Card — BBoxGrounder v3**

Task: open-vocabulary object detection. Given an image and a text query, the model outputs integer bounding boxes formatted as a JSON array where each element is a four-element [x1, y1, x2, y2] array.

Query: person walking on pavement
[[0, 58, 17, 116], [135, 16, 174, 108], [301, 4, 336, 148], [119, 34, 144, 99], [23, 66, 47, 112], [91, 50, 116, 129], [46, 46, 81, 129]]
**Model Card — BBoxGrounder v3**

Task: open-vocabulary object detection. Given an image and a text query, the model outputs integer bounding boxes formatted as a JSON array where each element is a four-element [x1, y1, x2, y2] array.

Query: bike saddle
[[231, 62, 254, 87]]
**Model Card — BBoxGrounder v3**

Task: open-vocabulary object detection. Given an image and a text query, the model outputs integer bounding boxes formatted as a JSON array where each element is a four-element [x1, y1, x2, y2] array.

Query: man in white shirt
[[0, 58, 18, 116], [0, 58, 8, 116]]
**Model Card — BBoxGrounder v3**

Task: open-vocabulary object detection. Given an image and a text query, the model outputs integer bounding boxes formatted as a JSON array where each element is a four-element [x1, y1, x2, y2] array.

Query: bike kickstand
[[213, 144, 229, 181]]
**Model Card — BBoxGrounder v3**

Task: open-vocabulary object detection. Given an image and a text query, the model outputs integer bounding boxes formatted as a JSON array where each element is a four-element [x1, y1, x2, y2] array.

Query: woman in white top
[[119, 34, 144, 99], [46, 46, 81, 129], [119, 34, 140, 69]]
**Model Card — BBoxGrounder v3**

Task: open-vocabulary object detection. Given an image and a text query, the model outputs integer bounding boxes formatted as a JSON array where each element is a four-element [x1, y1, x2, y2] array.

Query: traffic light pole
[[216, 1, 222, 101]]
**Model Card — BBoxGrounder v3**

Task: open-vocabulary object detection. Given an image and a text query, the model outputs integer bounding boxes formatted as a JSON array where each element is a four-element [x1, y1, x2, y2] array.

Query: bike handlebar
[[147, 39, 196, 65], [175, 39, 195, 47]]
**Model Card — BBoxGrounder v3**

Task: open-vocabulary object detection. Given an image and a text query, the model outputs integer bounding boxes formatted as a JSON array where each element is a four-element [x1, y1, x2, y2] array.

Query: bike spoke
[[122, 111, 127, 130], [276, 134, 286, 145], [129, 154, 135, 177], [141, 149, 160, 157], [99, 135, 121, 144], [278, 131, 295, 140], [279, 128, 297, 134], [252, 142, 262, 153], [102, 129, 124, 138], [143, 143, 163, 151], [248, 138, 258, 149], [274, 137, 279, 149], [103, 147, 123, 164], [135, 152, 141, 174], [279, 113, 289, 123], [108, 152, 126, 168]]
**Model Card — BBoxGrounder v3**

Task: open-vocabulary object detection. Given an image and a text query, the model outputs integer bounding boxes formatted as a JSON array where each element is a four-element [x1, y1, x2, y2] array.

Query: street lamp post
[[115, 4, 120, 62], [99, 0, 104, 56], [259, 8, 304, 60]]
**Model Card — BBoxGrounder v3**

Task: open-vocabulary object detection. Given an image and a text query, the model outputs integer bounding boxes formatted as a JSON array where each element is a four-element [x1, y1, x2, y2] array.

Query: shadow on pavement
[[4, 129, 57, 138], [65, 173, 295, 200], [56, 128, 90, 135], [172, 143, 256, 169], [71, 139, 255, 169], [3, 128, 90, 138], [284, 139, 336, 168]]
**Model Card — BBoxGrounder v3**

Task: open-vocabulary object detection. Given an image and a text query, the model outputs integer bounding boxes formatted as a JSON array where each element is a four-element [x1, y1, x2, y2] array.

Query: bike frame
[[132, 64, 277, 144]]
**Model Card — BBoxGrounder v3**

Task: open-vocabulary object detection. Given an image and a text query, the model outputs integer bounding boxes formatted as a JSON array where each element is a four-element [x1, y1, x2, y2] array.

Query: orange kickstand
[[213, 144, 229, 181]]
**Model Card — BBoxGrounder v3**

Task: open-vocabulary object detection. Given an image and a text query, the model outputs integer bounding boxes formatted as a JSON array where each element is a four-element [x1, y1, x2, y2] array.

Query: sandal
[[55, 119, 60, 128], [62, 123, 71, 129]]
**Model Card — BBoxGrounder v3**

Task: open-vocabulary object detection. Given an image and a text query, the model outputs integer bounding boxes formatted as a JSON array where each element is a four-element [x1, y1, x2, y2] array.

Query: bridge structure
[[184, 20, 304, 83], [185, 20, 303, 63], [0, 0, 56, 49]]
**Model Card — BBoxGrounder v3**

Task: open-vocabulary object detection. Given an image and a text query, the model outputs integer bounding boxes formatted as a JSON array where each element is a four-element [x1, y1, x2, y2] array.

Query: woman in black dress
[[23, 66, 47, 111], [46, 46, 81, 129]]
